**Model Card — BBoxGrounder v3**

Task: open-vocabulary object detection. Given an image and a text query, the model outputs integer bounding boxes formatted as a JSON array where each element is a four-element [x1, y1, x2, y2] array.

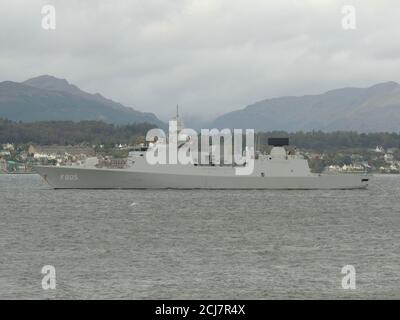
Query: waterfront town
[[1, 141, 399, 174]]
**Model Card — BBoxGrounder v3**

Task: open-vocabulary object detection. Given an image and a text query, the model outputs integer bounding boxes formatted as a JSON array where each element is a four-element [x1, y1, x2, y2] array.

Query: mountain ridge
[[210, 81, 400, 132], [0, 75, 165, 127], [2, 76, 400, 132]]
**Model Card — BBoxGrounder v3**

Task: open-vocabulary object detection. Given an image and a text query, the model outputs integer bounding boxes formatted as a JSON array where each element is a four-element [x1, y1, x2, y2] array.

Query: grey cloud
[[0, 0, 399, 121]]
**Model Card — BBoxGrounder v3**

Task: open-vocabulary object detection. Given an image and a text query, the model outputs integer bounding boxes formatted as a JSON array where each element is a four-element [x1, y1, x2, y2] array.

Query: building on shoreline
[[28, 145, 95, 157], [27, 145, 95, 165]]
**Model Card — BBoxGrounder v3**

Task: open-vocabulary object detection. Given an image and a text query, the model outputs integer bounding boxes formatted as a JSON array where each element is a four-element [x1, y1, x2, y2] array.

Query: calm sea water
[[0, 174, 399, 299]]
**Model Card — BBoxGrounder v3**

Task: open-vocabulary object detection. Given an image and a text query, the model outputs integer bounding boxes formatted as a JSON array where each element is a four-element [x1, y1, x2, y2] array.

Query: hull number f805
[[60, 174, 78, 181]]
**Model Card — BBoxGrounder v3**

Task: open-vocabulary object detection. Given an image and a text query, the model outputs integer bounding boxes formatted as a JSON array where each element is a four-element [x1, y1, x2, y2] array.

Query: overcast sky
[[1, 0, 400, 121]]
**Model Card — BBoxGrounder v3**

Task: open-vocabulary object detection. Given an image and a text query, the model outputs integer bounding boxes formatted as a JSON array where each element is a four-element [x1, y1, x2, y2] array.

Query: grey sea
[[0, 174, 399, 299]]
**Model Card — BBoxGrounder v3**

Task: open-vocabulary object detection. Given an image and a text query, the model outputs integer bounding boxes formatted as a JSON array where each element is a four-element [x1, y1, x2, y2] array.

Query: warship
[[34, 115, 370, 190]]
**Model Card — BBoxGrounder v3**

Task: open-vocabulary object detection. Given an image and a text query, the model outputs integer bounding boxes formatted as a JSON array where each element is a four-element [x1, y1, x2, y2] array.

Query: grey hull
[[34, 166, 370, 189]]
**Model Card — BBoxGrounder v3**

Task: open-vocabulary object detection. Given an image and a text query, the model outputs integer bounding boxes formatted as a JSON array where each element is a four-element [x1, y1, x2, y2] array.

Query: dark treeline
[[0, 119, 156, 145], [1, 118, 400, 149], [257, 131, 400, 151]]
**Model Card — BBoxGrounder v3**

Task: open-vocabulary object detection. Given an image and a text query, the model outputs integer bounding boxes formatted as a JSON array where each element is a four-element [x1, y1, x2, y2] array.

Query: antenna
[[176, 104, 179, 119]]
